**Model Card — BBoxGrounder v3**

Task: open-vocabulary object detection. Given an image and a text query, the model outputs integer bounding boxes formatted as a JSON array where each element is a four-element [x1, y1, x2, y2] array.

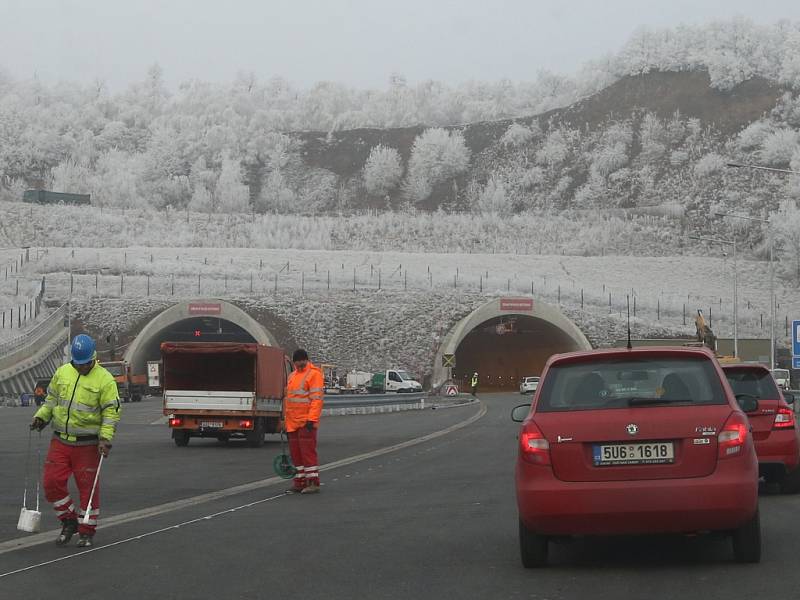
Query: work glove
[[305, 421, 315, 432], [98, 439, 113, 457], [29, 417, 46, 431]]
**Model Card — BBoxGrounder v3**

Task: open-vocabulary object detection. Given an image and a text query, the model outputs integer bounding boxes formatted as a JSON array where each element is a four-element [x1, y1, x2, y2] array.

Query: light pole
[[690, 235, 738, 358], [715, 211, 775, 369], [725, 161, 800, 367]]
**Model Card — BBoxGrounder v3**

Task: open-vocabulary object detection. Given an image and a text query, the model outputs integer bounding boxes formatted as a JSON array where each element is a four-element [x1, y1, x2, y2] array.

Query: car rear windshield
[[525, 377, 539, 383], [536, 356, 727, 412], [724, 368, 780, 400]]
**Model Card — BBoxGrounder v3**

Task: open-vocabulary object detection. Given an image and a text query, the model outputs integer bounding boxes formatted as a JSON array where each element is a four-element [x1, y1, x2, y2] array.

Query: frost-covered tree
[[474, 177, 513, 216], [363, 145, 403, 196], [215, 153, 250, 213], [50, 159, 92, 194], [771, 200, 800, 283], [403, 128, 470, 203], [258, 170, 296, 213], [187, 185, 214, 213]]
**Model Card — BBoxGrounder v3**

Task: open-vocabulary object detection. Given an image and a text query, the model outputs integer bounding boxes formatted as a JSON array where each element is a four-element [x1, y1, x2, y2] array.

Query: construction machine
[[692, 310, 739, 364]]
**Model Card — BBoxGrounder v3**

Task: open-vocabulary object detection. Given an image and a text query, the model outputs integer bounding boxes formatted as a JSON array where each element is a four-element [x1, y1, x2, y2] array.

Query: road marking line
[[0, 401, 486, 558], [0, 493, 288, 580], [150, 416, 168, 425]]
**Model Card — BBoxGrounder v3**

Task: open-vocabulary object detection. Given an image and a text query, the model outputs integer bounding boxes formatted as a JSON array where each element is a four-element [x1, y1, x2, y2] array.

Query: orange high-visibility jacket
[[284, 362, 325, 432]]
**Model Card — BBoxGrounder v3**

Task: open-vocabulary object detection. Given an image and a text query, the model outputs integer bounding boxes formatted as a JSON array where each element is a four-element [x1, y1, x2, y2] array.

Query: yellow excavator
[[692, 310, 740, 364]]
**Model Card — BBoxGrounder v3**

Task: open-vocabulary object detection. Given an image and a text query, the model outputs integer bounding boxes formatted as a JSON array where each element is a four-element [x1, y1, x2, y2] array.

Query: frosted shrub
[[501, 122, 535, 148], [760, 129, 800, 166], [737, 121, 774, 151], [694, 153, 727, 177]]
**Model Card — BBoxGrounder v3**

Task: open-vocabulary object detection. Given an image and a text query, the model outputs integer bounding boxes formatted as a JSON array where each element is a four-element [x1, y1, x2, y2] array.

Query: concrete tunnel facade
[[123, 299, 278, 375], [433, 297, 592, 391]]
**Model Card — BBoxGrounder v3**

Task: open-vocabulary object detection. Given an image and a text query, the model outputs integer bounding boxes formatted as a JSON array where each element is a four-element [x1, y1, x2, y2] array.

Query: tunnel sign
[[188, 303, 221, 315], [500, 298, 533, 312], [442, 354, 456, 367]]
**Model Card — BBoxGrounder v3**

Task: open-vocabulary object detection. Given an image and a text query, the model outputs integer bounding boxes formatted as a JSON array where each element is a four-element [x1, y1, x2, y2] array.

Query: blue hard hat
[[71, 334, 96, 365]]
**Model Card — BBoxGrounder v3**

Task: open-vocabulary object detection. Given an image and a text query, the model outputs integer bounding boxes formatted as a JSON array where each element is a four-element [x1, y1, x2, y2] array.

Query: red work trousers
[[288, 427, 319, 489], [43, 438, 101, 536]]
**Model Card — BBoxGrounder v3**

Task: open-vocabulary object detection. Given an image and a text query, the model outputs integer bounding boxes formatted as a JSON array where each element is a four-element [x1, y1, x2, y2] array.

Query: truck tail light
[[773, 407, 795, 430], [239, 419, 253, 429], [519, 422, 551, 466], [718, 413, 749, 459], [169, 417, 183, 428]]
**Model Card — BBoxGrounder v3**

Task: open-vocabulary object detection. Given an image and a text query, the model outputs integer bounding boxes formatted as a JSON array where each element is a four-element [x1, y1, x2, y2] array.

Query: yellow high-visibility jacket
[[34, 362, 121, 443]]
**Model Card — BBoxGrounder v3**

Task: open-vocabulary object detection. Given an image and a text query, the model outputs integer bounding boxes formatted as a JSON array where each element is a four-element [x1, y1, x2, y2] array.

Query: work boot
[[300, 483, 320, 494], [76, 533, 94, 548], [55, 519, 78, 546]]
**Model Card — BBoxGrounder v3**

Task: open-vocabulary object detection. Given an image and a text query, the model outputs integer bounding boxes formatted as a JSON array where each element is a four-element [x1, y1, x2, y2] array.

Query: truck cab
[[369, 369, 423, 393]]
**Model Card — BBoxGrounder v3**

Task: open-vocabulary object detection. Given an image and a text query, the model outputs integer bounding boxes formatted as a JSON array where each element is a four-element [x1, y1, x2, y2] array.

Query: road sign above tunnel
[[188, 302, 222, 316], [500, 298, 534, 312]]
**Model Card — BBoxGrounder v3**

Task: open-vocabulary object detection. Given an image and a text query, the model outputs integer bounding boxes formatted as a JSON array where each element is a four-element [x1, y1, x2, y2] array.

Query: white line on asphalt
[[150, 416, 167, 425], [0, 401, 486, 560], [0, 493, 288, 580]]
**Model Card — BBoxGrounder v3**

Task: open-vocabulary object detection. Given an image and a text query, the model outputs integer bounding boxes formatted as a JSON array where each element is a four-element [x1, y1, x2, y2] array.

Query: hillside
[[296, 70, 787, 210]]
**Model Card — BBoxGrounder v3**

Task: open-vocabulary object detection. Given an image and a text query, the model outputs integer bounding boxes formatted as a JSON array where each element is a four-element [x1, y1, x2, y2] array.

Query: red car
[[721, 364, 800, 493], [513, 346, 760, 567]]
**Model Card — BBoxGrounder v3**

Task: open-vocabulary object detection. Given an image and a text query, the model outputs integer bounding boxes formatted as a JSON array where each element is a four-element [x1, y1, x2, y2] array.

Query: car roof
[[546, 345, 717, 368]]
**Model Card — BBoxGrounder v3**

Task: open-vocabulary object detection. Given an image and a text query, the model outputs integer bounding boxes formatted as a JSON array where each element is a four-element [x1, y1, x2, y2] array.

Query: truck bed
[[164, 390, 281, 413]]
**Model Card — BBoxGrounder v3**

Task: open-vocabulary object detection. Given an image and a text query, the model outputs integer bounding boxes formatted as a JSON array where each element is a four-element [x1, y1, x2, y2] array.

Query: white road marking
[[150, 416, 168, 425], [0, 493, 288, 579], [0, 401, 486, 560]]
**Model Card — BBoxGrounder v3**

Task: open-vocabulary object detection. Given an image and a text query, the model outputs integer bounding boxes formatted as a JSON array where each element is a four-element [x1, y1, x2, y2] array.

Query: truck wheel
[[246, 418, 265, 448], [732, 509, 761, 563], [519, 519, 548, 568], [780, 467, 800, 494], [172, 430, 190, 447]]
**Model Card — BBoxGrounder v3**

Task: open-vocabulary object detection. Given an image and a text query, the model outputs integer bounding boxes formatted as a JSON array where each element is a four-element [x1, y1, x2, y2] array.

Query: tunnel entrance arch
[[433, 298, 591, 391], [124, 299, 277, 375]]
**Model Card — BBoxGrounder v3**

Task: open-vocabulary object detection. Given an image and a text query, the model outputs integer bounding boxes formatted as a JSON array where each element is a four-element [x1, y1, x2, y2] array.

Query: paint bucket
[[17, 507, 42, 533]]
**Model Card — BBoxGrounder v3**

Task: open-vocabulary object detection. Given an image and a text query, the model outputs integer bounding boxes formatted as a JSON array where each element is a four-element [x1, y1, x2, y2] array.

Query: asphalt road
[[1, 393, 800, 599]]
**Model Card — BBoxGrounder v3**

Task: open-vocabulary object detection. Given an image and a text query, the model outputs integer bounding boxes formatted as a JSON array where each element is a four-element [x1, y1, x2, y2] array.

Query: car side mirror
[[736, 395, 759, 413], [783, 392, 795, 405], [511, 403, 531, 423]]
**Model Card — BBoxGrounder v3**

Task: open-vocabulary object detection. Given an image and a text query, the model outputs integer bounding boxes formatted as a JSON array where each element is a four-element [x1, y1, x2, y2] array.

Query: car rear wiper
[[626, 397, 689, 406]]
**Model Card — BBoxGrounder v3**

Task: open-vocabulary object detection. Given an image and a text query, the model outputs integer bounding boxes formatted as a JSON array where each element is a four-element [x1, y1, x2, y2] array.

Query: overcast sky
[[2, 0, 800, 90]]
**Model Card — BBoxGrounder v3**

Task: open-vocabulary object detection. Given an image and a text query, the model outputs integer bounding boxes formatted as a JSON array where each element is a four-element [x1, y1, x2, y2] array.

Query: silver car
[[519, 376, 540, 394]]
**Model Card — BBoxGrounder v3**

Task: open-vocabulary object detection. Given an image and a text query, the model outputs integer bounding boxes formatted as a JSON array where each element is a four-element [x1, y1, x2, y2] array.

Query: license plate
[[593, 442, 674, 466], [200, 421, 224, 429]]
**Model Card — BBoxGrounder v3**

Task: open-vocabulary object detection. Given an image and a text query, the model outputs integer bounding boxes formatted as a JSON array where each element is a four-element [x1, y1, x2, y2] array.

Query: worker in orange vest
[[284, 349, 325, 494]]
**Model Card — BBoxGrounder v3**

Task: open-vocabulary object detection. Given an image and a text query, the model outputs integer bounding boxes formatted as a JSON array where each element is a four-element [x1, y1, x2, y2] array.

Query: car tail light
[[718, 413, 749, 459], [239, 419, 253, 429], [519, 422, 551, 466], [168, 417, 183, 428], [773, 407, 795, 430]]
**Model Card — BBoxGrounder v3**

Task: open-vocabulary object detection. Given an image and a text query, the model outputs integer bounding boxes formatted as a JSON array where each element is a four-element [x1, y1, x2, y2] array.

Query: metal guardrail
[[323, 393, 428, 408], [0, 304, 66, 357]]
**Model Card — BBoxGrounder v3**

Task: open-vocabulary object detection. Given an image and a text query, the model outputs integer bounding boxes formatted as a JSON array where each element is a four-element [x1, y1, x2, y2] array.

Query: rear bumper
[[517, 459, 758, 536], [754, 429, 800, 473]]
